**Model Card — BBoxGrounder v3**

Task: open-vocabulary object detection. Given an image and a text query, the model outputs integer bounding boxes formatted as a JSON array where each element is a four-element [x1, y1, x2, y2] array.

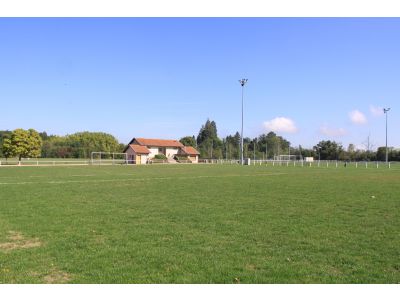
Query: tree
[[65, 132, 122, 158], [376, 147, 387, 161], [314, 140, 343, 160], [196, 119, 222, 158], [179, 136, 196, 147], [2, 129, 42, 161], [0, 130, 11, 157]]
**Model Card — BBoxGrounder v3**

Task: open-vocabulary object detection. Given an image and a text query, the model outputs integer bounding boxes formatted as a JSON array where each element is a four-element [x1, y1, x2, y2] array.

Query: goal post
[[274, 155, 298, 161], [90, 152, 129, 165]]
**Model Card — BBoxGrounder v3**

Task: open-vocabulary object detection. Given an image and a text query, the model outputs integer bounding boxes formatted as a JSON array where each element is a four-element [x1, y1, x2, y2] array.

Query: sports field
[[0, 164, 399, 283]]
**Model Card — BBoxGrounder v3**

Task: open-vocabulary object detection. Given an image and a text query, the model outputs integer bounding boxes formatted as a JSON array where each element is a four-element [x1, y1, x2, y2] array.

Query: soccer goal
[[91, 152, 128, 165], [274, 155, 298, 161]]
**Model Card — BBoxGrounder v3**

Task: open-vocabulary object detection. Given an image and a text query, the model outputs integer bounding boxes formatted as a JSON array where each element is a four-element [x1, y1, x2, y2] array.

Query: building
[[124, 138, 200, 164]]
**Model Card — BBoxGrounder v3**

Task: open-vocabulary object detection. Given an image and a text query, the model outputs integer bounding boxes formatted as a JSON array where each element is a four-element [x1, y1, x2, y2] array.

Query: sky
[[0, 18, 399, 149]]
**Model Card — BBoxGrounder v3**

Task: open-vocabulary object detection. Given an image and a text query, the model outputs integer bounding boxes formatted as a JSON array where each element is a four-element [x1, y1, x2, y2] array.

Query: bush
[[154, 154, 167, 160]]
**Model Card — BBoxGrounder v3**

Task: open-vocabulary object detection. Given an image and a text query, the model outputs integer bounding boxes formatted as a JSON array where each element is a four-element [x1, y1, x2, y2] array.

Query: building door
[[136, 154, 141, 165]]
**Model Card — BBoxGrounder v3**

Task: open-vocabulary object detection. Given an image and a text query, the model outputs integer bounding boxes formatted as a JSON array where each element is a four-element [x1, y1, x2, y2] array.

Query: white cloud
[[319, 125, 347, 137], [263, 117, 298, 133], [349, 110, 367, 125], [369, 105, 384, 117]]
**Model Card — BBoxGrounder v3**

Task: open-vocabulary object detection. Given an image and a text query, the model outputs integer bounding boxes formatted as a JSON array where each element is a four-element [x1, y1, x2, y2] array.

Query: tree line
[[0, 129, 124, 160], [178, 119, 400, 161], [1, 122, 399, 161]]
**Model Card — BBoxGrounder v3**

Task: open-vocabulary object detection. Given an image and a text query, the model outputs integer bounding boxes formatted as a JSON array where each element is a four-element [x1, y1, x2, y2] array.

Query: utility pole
[[239, 78, 248, 165], [384, 108, 391, 163]]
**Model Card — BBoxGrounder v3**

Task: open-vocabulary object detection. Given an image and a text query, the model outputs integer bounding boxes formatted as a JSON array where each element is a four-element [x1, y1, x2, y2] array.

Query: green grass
[[0, 164, 399, 283]]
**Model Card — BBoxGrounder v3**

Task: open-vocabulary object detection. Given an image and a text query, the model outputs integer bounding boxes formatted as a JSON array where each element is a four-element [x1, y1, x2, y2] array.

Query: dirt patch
[[245, 264, 257, 271], [0, 231, 42, 252], [43, 269, 71, 284]]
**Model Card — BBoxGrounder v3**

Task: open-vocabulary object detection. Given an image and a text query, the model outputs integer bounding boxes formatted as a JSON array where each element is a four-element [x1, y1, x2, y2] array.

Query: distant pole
[[253, 138, 256, 161], [384, 108, 391, 163], [239, 78, 248, 165], [318, 147, 321, 164]]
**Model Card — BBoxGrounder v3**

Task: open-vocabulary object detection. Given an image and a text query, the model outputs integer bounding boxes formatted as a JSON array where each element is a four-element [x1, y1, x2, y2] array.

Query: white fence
[[0, 158, 397, 168], [0, 159, 90, 166], [197, 159, 397, 169]]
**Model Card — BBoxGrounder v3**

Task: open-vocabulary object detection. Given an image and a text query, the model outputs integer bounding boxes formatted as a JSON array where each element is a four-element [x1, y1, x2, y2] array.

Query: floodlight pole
[[384, 108, 391, 164], [239, 78, 248, 165]]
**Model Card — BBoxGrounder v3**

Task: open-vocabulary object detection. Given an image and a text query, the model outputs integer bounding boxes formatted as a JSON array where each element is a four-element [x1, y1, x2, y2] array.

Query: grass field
[[0, 164, 399, 283]]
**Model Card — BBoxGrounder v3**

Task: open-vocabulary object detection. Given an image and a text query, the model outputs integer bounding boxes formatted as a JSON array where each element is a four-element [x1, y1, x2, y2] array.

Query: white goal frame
[[274, 154, 298, 161], [91, 152, 128, 165]]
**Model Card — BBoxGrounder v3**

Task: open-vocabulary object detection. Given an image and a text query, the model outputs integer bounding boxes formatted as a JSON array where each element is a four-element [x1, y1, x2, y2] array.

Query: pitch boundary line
[[0, 173, 289, 186]]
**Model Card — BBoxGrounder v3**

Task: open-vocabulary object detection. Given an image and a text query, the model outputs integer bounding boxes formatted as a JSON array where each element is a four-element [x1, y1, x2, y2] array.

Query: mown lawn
[[0, 164, 399, 283]]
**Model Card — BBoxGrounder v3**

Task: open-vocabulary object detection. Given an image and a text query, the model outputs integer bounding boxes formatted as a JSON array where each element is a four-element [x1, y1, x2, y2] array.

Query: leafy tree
[[65, 132, 121, 158], [2, 129, 42, 161], [39, 131, 122, 158], [0, 130, 11, 157], [314, 140, 343, 160], [179, 136, 196, 147], [376, 146, 389, 161], [255, 132, 290, 159]]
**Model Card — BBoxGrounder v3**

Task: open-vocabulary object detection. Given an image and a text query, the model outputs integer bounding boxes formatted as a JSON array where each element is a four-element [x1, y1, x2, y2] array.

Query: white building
[[124, 138, 200, 164]]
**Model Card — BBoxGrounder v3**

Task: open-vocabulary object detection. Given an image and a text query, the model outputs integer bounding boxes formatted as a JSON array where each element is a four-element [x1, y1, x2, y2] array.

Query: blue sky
[[0, 18, 399, 149]]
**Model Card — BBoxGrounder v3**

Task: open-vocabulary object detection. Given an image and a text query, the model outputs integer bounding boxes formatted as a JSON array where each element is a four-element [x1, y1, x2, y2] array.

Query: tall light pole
[[239, 78, 248, 165], [383, 108, 391, 163]]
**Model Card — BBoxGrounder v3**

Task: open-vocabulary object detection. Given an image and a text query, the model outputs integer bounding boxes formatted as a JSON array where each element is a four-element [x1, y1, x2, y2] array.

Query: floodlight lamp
[[239, 79, 248, 86]]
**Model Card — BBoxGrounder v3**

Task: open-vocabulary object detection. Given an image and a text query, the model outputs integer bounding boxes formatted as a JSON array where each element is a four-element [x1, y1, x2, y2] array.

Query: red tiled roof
[[181, 146, 200, 155], [129, 144, 150, 154], [135, 138, 184, 148]]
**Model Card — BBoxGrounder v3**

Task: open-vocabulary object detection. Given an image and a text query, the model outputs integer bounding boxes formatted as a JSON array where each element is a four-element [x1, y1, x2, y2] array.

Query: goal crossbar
[[91, 152, 128, 165]]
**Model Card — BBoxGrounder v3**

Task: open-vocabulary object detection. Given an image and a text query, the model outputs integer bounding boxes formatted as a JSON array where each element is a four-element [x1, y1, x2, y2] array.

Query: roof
[[135, 138, 184, 148], [181, 146, 200, 155], [129, 144, 150, 154]]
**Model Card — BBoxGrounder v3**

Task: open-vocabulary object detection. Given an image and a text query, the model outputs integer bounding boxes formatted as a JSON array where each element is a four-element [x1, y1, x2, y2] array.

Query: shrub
[[154, 154, 167, 160]]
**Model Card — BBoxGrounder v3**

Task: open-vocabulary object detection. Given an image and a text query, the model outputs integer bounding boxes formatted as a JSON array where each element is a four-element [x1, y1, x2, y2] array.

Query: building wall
[[139, 154, 148, 164], [125, 147, 135, 163], [147, 147, 159, 158], [165, 147, 179, 158], [125, 146, 148, 164], [188, 155, 199, 163]]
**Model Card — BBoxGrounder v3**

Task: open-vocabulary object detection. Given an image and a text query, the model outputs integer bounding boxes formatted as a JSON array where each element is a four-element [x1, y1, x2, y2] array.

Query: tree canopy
[[2, 129, 42, 161], [42, 131, 123, 158], [179, 136, 197, 147]]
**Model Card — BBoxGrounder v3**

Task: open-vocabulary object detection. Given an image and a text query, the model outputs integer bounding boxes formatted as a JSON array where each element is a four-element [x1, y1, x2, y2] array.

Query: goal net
[[91, 152, 128, 165], [274, 155, 298, 161]]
